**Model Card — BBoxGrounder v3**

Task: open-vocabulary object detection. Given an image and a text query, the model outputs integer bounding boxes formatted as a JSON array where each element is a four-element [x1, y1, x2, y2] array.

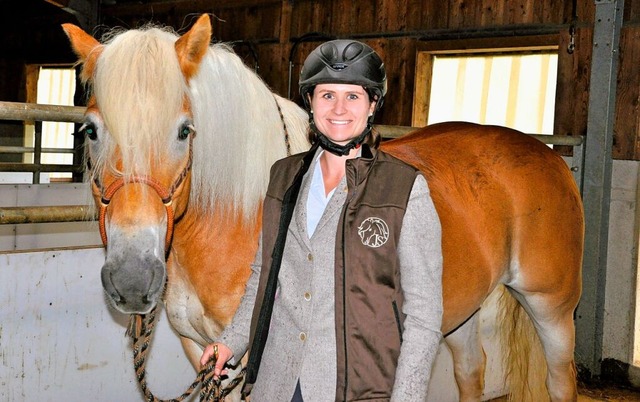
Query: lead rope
[[127, 308, 246, 401], [273, 95, 292, 157]]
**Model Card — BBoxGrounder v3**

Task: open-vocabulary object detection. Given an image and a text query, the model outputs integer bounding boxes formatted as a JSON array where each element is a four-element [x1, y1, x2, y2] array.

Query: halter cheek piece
[[90, 135, 194, 254]]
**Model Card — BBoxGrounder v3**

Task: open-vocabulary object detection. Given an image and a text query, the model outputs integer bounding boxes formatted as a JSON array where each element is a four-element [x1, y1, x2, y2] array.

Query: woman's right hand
[[200, 342, 233, 380]]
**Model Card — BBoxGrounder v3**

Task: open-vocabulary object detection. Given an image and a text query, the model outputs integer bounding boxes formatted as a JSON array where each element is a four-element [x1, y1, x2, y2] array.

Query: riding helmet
[[299, 39, 387, 112]]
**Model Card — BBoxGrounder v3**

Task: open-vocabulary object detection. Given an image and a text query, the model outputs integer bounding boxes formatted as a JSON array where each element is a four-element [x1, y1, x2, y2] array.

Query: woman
[[200, 39, 443, 402]]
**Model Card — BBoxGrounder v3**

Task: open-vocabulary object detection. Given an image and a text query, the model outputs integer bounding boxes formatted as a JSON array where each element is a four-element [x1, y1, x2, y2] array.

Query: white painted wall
[[603, 160, 640, 370], [0, 247, 197, 402]]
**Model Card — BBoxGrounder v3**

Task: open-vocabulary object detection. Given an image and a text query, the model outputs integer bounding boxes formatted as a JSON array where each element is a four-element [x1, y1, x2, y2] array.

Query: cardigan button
[[299, 332, 307, 341], [307, 253, 313, 261], [304, 292, 311, 301]]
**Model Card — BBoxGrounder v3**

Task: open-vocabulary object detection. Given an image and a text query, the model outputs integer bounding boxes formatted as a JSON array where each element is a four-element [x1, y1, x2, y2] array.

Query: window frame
[[412, 35, 560, 128]]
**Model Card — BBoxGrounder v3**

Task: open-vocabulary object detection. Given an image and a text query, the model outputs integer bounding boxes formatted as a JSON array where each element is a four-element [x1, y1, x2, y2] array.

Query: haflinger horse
[[63, 14, 583, 402]]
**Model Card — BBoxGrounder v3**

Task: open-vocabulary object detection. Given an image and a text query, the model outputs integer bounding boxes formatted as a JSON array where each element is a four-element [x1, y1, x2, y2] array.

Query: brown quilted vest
[[245, 144, 419, 401]]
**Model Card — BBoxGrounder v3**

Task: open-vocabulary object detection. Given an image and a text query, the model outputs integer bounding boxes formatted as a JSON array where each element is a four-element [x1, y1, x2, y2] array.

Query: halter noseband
[[92, 135, 193, 254]]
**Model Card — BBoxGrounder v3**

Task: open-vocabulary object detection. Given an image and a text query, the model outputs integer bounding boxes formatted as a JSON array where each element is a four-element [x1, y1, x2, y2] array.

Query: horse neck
[[168, 202, 260, 316]]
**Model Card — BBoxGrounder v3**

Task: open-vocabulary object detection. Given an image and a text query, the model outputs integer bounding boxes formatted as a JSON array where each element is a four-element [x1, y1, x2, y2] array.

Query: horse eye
[[178, 124, 195, 141], [79, 122, 98, 141]]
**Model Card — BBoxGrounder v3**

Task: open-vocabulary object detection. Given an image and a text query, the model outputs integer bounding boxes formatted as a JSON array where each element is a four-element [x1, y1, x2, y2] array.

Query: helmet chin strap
[[309, 115, 373, 157]]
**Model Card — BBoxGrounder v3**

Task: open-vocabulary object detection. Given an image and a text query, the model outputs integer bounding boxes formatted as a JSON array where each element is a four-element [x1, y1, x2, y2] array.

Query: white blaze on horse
[[63, 14, 583, 402]]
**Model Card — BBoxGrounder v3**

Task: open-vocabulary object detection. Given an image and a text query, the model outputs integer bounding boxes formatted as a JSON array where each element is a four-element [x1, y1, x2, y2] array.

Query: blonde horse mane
[[90, 24, 310, 221]]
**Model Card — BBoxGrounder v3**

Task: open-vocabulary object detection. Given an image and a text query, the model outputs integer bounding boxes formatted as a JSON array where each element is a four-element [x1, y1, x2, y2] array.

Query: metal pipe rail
[[0, 101, 85, 123], [0, 146, 77, 154], [376, 124, 584, 146], [0, 101, 86, 183], [0, 206, 96, 225]]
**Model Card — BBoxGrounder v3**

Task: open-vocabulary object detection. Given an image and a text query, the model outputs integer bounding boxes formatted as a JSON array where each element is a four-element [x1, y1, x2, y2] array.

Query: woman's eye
[[178, 124, 195, 141], [79, 122, 98, 141]]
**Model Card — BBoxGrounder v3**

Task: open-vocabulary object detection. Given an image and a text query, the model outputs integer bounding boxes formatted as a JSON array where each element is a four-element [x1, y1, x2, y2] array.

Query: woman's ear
[[369, 99, 377, 116]]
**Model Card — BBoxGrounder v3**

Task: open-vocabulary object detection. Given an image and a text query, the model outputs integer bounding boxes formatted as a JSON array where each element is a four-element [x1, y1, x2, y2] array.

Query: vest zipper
[[341, 162, 357, 402], [340, 208, 348, 402], [392, 300, 403, 344]]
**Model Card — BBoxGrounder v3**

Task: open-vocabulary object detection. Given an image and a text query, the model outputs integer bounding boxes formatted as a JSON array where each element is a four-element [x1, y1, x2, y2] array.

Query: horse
[[62, 14, 583, 402]]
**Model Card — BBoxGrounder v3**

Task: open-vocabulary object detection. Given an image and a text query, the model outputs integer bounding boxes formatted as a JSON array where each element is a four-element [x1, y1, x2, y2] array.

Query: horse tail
[[496, 285, 549, 402]]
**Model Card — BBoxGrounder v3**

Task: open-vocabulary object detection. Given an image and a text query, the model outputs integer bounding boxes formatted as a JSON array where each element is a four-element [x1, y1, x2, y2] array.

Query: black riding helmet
[[299, 39, 387, 112], [299, 40, 387, 155]]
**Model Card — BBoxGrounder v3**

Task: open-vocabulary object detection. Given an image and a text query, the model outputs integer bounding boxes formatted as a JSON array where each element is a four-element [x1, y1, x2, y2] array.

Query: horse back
[[382, 122, 584, 334]]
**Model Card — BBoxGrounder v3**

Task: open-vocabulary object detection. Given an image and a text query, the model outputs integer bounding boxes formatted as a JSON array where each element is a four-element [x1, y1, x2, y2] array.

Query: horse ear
[[175, 14, 212, 80], [61, 23, 103, 83]]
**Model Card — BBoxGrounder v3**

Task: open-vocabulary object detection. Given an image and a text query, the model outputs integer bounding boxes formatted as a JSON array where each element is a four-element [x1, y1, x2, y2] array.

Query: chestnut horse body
[[63, 15, 583, 402]]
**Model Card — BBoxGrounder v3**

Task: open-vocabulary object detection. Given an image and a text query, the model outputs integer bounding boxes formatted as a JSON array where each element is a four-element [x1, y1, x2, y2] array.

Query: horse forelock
[[187, 43, 309, 221], [91, 26, 187, 179]]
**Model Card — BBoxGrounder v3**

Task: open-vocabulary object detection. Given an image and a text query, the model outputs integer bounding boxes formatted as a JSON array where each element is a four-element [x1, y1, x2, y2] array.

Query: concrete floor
[[577, 387, 640, 401], [487, 384, 640, 401]]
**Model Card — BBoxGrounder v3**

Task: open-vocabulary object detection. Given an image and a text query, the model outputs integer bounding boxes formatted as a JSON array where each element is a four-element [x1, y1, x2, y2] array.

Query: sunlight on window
[[37, 67, 76, 180], [428, 53, 557, 135]]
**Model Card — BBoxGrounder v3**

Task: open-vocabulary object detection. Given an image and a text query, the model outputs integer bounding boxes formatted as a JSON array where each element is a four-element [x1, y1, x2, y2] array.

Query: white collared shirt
[[306, 151, 336, 236]]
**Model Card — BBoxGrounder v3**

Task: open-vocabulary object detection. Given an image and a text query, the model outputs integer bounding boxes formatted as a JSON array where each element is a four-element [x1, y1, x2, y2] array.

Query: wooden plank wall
[[79, 0, 640, 160]]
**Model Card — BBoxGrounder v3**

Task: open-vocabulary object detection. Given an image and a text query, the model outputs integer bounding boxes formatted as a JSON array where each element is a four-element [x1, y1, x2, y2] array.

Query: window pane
[[37, 67, 76, 180], [428, 52, 558, 135]]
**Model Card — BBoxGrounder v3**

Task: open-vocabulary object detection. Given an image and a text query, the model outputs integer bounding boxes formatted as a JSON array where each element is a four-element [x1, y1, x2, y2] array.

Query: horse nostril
[[102, 269, 123, 303]]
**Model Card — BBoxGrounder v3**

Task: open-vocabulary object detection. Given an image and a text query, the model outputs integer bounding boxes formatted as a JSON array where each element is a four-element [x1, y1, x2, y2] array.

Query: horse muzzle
[[100, 240, 167, 314]]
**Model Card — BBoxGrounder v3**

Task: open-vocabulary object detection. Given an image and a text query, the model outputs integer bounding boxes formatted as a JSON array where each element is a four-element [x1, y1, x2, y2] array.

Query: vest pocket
[[392, 300, 403, 344]]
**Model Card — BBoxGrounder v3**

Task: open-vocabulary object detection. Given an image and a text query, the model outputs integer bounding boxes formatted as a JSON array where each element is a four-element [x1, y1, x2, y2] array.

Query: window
[[24, 66, 76, 182], [412, 43, 559, 138], [427, 52, 558, 135]]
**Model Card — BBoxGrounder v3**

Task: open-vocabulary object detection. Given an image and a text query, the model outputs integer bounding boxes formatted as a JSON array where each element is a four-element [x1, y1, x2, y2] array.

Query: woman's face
[[310, 84, 376, 145]]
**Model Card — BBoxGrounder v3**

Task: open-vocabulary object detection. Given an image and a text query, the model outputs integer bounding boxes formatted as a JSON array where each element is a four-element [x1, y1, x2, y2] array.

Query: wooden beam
[[44, 0, 71, 7], [102, 0, 281, 18], [43, 0, 98, 31]]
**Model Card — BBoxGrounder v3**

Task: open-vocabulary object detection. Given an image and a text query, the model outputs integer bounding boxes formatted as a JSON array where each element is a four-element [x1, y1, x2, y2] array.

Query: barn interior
[[1, 0, 639, 401]]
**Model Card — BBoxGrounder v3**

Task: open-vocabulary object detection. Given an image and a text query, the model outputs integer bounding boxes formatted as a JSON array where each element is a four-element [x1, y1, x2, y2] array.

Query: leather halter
[[91, 135, 193, 254]]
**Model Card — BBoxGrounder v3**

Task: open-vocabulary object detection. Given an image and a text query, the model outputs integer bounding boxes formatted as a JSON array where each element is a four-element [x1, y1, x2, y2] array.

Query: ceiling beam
[[102, 0, 281, 18], [44, 0, 98, 31]]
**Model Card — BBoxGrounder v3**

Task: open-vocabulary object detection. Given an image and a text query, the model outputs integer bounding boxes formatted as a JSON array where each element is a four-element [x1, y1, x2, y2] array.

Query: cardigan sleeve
[[217, 234, 263, 366], [392, 174, 444, 401]]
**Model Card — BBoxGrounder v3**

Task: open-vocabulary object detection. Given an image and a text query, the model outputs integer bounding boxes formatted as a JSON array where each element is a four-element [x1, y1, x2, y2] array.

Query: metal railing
[[0, 101, 85, 183]]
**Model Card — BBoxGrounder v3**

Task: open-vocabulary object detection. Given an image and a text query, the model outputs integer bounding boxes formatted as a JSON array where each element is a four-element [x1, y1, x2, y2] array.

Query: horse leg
[[445, 312, 486, 402], [180, 336, 203, 369], [515, 292, 578, 402]]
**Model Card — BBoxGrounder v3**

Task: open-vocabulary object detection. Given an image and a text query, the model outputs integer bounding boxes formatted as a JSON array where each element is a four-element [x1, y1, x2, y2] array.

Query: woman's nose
[[333, 98, 346, 113]]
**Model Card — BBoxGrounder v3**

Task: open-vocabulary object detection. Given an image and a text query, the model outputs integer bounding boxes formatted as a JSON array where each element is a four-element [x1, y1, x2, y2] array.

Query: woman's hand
[[200, 342, 233, 380]]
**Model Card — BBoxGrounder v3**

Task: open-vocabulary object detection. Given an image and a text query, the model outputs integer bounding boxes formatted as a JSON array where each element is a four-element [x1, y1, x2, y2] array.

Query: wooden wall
[[0, 0, 79, 162], [2, 0, 639, 160]]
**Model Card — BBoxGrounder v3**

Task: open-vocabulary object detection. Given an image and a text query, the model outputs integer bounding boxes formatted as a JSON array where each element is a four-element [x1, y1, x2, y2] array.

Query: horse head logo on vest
[[357, 217, 390, 248]]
